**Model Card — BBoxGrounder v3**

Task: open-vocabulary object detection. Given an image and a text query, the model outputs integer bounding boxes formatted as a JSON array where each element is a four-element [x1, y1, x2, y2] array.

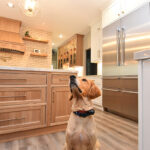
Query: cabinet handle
[[0, 117, 25, 123], [103, 88, 120, 92], [59, 79, 68, 81], [121, 90, 138, 94], [52, 92, 55, 103], [0, 95, 26, 98], [122, 11, 125, 14]]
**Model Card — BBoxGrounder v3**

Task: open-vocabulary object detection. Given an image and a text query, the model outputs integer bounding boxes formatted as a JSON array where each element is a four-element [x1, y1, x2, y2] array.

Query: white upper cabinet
[[102, 0, 148, 28], [91, 20, 102, 63], [102, 0, 121, 28]]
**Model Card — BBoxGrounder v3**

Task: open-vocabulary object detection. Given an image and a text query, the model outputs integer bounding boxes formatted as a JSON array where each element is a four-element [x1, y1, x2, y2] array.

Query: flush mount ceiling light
[[59, 34, 63, 38], [7, 2, 14, 8], [19, 0, 40, 17]]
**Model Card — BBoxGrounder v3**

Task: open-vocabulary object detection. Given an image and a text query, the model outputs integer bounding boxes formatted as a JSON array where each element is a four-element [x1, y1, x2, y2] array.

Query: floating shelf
[[23, 37, 49, 44], [0, 48, 25, 54], [30, 52, 48, 57]]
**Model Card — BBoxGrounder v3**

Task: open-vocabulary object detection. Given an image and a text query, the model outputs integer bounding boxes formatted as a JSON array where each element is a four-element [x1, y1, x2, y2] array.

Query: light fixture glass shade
[[19, 0, 40, 17]]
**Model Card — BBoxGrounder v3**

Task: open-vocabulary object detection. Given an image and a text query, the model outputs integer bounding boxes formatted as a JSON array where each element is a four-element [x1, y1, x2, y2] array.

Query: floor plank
[[0, 109, 138, 150]]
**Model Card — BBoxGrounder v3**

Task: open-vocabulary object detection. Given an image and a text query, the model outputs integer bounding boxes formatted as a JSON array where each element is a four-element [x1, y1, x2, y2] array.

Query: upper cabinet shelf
[[23, 37, 49, 44]]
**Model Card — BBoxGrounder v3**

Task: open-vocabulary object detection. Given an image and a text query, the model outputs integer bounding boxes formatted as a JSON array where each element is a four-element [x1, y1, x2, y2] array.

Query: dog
[[63, 75, 101, 150]]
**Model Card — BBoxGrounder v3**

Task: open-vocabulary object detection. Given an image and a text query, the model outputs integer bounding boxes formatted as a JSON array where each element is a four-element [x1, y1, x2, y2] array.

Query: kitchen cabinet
[[0, 105, 46, 134], [103, 76, 138, 121], [51, 87, 72, 124], [50, 73, 75, 125], [91, 21, 102, 63], [58, 34, 83, 68], [102, 0, 148, 28], [102, 0, 121, 28], [134, 50, 150, 150], [85, 76, 102, 108], [0, 69, 77, 143]]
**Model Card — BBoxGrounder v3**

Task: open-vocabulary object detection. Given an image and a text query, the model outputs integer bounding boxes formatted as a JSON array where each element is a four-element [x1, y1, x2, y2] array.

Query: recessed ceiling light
[[52, 42, 55, 46], [59, 34, 63, 38], [7, 2, 14, 8]]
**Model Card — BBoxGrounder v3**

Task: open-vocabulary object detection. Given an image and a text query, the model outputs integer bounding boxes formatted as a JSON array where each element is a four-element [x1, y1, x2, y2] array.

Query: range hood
[[0, 17, 25, 53]]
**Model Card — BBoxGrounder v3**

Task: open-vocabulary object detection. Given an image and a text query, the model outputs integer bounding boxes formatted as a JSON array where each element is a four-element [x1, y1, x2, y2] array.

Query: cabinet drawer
[[0, 73, 46, 85], [103, 78, 121, 89], [120, 78, 138, 91], [0, 87, 46, 106], [103, 89, 138, 121], [103, 89, 122, 112], [103, 77, 138, 91], [51, 74, 72, 85], [0, 106, 46, 134]]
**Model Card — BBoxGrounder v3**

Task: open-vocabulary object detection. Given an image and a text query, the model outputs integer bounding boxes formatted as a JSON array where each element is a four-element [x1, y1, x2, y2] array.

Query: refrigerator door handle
[[116, 28, 121, 66], [121, 27, 126, 65]]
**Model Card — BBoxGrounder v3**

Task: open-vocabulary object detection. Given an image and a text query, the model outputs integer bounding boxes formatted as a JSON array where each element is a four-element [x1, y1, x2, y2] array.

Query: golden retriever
[[63, 75, 101, 150]]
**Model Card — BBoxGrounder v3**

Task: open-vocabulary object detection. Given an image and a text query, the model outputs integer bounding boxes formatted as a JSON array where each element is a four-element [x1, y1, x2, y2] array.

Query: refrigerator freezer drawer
[[103, 89, 138, 121], [103, 76, 138, 91]]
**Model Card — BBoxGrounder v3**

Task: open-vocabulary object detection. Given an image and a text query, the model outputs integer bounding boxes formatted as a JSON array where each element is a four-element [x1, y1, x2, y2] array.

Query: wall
[[0, 24, 52, 69], [83, 30, 103, 109], [83, 30, 102, 76]]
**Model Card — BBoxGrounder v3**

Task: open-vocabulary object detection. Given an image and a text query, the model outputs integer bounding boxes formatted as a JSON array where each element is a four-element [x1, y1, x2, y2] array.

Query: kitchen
[[0, 0, 149, 150]]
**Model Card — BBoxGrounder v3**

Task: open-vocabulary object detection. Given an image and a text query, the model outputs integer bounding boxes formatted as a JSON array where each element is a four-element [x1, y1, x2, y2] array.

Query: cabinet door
[[121, 0, 147, 18], [91, 21, 102, 63], [102, 0, 121, 28], [51, 87, 72, 124]]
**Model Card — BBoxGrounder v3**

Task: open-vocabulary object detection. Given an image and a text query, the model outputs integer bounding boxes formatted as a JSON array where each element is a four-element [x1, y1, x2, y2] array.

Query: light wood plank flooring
[[0, 109, 138, 150]]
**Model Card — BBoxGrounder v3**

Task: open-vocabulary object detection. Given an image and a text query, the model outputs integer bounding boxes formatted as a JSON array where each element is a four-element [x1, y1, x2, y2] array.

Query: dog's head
[[69, 75, 101, 100]]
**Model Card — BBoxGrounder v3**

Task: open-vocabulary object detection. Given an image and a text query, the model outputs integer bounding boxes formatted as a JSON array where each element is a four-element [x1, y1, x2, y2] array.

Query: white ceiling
[[0, 0, 111, 48]]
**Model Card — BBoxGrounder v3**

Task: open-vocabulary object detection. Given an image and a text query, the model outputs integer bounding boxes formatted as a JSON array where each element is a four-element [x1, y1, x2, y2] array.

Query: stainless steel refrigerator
[[102, 2, 150, 121]]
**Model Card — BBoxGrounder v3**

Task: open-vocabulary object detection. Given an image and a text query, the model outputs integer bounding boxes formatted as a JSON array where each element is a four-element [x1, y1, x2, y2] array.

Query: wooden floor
[[0, 109, 138, 150]]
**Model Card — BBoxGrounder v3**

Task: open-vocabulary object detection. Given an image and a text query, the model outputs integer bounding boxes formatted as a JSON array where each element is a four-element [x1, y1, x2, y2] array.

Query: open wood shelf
[[23, 37, 49, 44], [30, 52, 48, 57], [0, 48, 25, 54]]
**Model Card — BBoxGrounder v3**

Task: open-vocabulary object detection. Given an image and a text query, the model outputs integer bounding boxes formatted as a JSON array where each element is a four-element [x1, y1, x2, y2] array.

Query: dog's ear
[[69, 94, 73, 101], [88, 81, 101, 99]]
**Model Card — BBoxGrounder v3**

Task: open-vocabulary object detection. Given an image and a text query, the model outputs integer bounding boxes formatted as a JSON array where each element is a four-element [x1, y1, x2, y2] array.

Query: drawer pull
[[52, 92, 55, 103], [103, 88, 120, 92], [0, 95, 26, 98], [0, 117, 25, 123], [0, 79, 26, 81], [121, 90, 138, 94], [59, 79, 68, 81]]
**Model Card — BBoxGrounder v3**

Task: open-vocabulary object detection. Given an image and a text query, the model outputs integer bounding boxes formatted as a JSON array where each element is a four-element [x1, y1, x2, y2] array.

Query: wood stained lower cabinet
[[103, 89, 138, 121], [0, 105, 46, 134], [51, 86, 72, 125]]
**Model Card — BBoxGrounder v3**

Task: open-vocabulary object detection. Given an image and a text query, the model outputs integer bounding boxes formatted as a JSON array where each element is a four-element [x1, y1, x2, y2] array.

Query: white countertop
[[134, 50, 150, 60], [0, 66, 78, 73]]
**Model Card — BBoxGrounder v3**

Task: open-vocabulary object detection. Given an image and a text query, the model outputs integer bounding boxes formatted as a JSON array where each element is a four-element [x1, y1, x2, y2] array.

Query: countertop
[[134, 50, 150, 60], [0, 66, 78, 73]]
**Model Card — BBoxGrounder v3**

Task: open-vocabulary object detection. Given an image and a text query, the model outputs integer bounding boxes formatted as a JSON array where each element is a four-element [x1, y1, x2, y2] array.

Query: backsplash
[[0, 24, 52, 68]]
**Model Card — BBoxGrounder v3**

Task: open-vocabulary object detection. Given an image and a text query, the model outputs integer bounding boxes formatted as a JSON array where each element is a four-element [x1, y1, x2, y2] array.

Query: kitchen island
[[0, 66, 77, 143], [134, 50, 150, 150]]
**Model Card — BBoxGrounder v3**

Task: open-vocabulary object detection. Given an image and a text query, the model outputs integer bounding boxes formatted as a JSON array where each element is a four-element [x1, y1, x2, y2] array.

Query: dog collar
[[73, 109, 95, 118]]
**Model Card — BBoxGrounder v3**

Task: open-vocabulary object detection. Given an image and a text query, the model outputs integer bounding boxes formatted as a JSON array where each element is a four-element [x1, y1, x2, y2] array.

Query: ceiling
[[0, 0, 112, 48]]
